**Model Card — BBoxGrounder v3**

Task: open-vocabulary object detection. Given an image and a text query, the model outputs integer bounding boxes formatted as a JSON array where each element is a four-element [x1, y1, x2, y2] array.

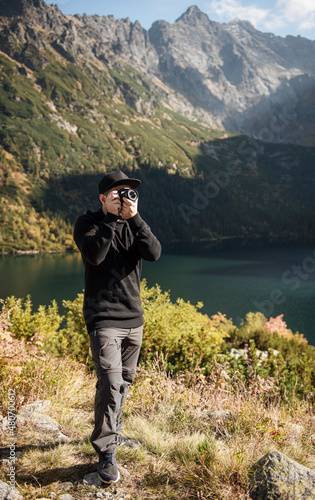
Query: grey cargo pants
[[89, 325, 143, 454]]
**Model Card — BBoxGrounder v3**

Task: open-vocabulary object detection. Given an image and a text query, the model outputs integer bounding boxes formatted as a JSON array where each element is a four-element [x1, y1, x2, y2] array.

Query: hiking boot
[[97, 449, 120, 484], [117, 436, 141, 448]]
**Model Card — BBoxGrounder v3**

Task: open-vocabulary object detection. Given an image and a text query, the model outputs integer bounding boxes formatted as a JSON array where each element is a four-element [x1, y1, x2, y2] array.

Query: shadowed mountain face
[[0, 0, 315, 253], [0, 1, 314, 145]]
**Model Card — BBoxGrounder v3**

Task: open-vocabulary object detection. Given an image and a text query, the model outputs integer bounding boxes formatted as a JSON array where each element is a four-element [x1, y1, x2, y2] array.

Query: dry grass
[[0, 359, 314, 500]]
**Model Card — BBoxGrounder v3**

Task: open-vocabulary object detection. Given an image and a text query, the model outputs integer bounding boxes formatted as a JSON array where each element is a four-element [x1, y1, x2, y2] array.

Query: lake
[[0, 244, 314, 345]]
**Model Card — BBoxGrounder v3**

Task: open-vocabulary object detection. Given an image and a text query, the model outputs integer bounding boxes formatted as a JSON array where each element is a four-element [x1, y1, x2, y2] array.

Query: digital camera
[[118, 187, 138, 202]]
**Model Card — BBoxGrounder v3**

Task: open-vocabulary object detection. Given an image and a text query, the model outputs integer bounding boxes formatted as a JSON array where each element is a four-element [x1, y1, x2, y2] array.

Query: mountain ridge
[[1, 0, 315, 145]]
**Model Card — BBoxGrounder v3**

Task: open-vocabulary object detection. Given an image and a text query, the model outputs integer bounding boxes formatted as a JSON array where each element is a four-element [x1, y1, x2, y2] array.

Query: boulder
[[250, 450, 315, 499], [2, 400, 70, 443], [0, 480, 24, 500]]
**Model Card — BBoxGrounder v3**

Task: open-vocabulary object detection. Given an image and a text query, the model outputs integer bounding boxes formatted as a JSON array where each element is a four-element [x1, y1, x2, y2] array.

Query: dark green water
[[0, 244, 314, 345]]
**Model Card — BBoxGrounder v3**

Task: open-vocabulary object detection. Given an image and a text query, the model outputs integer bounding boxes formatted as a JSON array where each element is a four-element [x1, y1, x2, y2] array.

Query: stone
[[0, 480, 24, 500], [58, 495, 74, 500], [20, 400, 51, 413], [250, 450, 315, 499], [82, 473, 102, 487], [58, 482, 74, 492], [54, 432, 70, 443], [117, 436, 141, 448], [16, 413, 61, 433], [4, 400, 69, 443]]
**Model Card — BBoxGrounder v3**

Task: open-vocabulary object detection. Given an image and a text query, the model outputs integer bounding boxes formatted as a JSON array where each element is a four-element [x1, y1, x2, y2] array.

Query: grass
[[0, 298, 314, 498], [1, 355, 314, 500]]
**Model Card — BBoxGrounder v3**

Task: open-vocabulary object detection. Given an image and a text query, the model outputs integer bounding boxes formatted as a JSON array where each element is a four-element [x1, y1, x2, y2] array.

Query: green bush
[[4, 295, 67, 356], [141, 280, 228, 372], [2, 290, 314, 403], [60, 293, 90, 365], [221, 312, 315, 402]]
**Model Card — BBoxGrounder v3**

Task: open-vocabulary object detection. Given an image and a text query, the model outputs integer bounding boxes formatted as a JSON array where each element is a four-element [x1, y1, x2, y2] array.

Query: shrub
[[60, 293, 90, 365], [141, 281, 228, 372], [4, 295, 66, 355], [0, 298, 47, 412], [221, 312, 315, 403], [1, 292, 314, 404]]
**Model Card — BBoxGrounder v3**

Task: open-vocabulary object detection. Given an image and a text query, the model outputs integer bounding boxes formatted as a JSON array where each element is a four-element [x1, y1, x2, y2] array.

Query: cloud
[[277, 0, 315, 30], [206, 0, 315, 37], [208, 0, 269, 26]]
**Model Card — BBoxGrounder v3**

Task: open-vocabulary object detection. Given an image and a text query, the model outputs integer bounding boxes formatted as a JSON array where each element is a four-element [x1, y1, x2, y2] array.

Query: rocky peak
[[175, 5, 213, 28], [229, 18, 256, 33], [0, 0, 314, 145]]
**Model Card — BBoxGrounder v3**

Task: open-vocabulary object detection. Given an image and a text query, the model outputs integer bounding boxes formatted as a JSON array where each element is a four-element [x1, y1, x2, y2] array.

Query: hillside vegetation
[[0, 284, 314, 499], [0, 45, 315, 252]]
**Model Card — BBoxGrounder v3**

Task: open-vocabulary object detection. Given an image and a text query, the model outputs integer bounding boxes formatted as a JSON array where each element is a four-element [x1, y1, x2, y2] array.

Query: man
[[74, 170, 161, 484]]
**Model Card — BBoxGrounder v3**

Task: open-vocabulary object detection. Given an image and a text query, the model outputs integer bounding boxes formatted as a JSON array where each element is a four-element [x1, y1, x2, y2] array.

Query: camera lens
[[128, 189, 138, 201], [117, 188, 139, 201]]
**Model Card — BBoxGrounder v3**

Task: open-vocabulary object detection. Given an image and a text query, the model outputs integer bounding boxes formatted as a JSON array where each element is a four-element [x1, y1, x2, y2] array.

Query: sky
[[45, 0, 315, 40]]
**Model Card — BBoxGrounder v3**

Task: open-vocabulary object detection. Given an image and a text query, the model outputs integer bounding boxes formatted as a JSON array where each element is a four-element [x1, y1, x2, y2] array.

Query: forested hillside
[[0, 0, 315, 253]]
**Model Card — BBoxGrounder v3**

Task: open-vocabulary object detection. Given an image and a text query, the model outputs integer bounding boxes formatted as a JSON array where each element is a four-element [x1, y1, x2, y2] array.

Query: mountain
[[1, 1, 315, 145], [0, 0, 314, 253], [150, 6, 315, 146]]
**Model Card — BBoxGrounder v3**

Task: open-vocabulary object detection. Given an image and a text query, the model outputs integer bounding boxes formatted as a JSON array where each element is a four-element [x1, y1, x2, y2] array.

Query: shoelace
[[100, 452, 114, 468]]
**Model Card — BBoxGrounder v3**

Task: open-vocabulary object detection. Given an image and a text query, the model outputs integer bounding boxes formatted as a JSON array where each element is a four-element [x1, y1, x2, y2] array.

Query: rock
[[2, 400, 69, 443], [83, 473, 102, 487], [117, 436, 141, 448], [0, 480, 24, 500], [20, 400, 51, 413], [250, 450, 315, 499], [58, 495, 74, 500], [58, 482, 74, 492], [16, 413, 61, 433], [54, 432, 70, 443]]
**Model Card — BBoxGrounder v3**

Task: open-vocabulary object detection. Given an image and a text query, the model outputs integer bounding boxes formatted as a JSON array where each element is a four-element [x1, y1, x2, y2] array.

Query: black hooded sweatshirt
[[74, 209, 161, 332]]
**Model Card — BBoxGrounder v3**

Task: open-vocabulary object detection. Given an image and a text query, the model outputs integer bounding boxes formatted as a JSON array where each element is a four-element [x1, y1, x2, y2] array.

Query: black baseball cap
[[98, 170, 141, 194]]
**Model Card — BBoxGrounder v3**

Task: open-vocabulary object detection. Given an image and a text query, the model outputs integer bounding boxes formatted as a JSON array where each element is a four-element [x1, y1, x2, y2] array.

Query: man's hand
[[104, 191, 121, 216], [120, 197, 138, 220]]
